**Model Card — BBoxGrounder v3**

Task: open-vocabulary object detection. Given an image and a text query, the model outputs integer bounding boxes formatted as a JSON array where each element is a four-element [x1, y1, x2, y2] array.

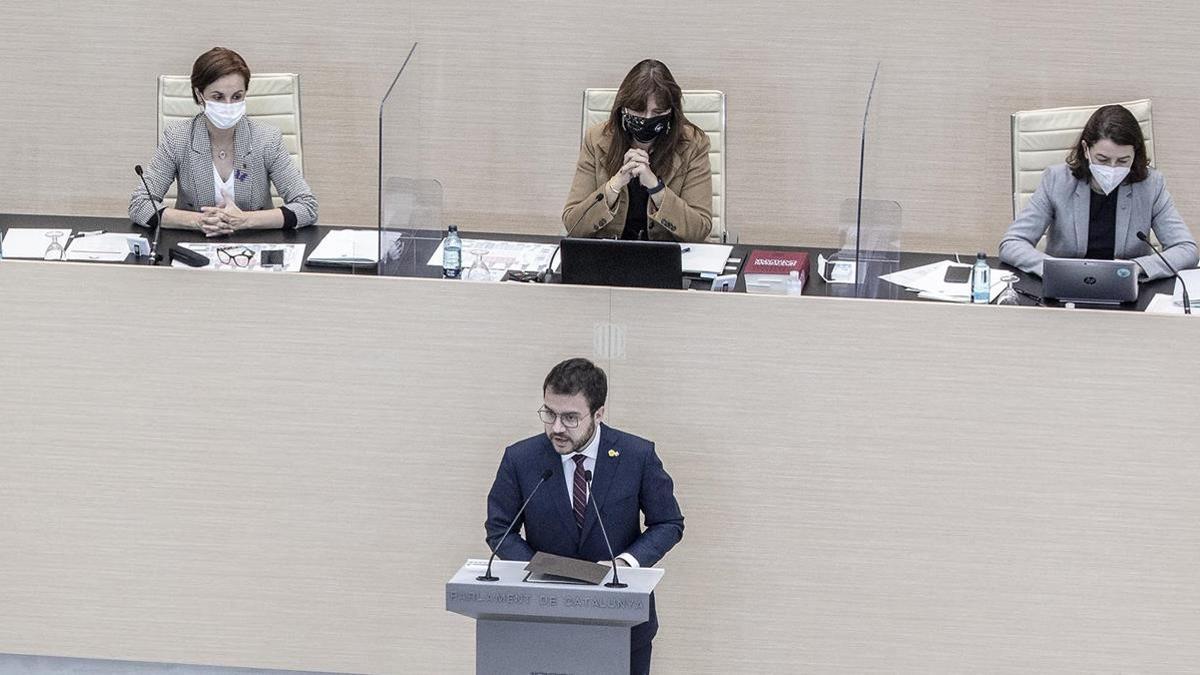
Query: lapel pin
[[608, 449, 619, 458]]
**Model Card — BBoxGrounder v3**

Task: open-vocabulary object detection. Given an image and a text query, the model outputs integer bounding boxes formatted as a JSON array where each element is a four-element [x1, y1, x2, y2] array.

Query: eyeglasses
[[216, 245, 255, 268], [537, 406, 586, 429]]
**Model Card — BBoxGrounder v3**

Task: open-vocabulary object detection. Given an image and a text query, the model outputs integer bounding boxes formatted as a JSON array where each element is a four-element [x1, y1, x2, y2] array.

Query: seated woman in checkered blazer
[[129, 47, 318, 237]]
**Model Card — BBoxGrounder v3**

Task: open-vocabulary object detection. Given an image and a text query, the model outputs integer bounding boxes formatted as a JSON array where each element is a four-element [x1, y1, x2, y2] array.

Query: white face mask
[[203, 99, 245, 130], [1086, 151, 1131, 195]]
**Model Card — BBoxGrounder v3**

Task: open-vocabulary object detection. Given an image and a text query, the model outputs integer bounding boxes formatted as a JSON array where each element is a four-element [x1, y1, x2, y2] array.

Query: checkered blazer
[[129, 113, 318, 228]]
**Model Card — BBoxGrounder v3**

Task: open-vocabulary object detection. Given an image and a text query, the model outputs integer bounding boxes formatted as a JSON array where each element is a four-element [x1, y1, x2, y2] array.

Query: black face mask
[[622, 109, 672, 143]]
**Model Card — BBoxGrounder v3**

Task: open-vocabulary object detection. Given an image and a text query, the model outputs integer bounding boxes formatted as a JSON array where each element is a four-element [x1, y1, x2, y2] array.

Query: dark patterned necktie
[[572, 454, 588, 529]]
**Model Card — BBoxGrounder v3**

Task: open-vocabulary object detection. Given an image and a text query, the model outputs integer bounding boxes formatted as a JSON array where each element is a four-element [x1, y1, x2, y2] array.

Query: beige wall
[[3, 3, 1200, 251], [1, 261, 1198, 673]]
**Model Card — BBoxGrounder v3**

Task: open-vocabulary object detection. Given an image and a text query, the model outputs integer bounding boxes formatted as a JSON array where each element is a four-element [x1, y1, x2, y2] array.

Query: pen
[[77, 230, 106, 237], [680, 247, 691, 253]]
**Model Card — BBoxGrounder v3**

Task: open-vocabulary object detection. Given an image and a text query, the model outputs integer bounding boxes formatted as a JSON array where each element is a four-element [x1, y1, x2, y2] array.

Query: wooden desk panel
[[0, 262, 1196, 673], [607, 290, 1200, 672]]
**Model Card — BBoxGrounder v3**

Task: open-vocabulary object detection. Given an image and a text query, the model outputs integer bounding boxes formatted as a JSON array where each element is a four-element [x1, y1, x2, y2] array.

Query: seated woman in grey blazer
[[999, 104, 1197, 280], [129, 47, 318, 237]]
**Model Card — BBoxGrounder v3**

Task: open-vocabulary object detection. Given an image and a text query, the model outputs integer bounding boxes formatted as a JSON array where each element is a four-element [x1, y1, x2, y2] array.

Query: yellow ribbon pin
[[608, 449, 619, 458]]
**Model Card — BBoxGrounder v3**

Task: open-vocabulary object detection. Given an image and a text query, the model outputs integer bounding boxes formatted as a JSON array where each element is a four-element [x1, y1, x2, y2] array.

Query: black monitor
[[558, 238, 684, 290]]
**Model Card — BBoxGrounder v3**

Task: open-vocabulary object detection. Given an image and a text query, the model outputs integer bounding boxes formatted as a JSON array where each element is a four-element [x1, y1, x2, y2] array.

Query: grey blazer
[[129, 114, 318, 228], [999, 163, 1197, 280]]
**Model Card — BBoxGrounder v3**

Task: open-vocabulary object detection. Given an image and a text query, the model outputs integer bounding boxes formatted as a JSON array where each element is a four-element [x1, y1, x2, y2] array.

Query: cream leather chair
[[1011, 99, 1153, 218], [583, 89, 727, 242], [157, 73, 304, 208]]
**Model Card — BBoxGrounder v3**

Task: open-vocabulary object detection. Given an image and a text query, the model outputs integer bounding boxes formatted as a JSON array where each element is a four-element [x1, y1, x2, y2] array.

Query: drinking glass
[[43, 230, 65, 261], [465, 248, 492, 281], [995, 274, 1021, 306]]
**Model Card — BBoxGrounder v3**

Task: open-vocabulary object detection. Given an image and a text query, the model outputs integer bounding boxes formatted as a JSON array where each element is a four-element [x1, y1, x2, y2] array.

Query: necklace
[[215, 147, 231, 161]]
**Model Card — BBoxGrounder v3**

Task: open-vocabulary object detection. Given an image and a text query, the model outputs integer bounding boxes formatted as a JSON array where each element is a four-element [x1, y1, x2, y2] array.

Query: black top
[[1085, 188, 1119, 260], [621, 180, 650, 240]]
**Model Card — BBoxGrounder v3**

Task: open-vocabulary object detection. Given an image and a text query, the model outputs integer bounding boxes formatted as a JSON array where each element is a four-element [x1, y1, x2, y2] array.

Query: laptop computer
[[559, 238, 684, 290], [1042, 258, 1138, 305]]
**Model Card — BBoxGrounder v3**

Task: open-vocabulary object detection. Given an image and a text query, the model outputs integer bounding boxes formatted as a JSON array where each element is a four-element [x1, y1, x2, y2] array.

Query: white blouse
[[213, 163, 236, 206]]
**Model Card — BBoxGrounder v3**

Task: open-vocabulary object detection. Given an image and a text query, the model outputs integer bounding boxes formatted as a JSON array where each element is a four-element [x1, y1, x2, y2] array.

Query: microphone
[[1137, 231, 1191, 315], [135, 165, 165, 266], [478, 468, 554, 582], [540, 193, 606, 283], [584, 469, 627, 589]]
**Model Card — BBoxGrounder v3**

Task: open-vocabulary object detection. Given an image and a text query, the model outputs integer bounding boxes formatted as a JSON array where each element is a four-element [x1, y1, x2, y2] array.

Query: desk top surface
[[0, 213, 1177, 311]]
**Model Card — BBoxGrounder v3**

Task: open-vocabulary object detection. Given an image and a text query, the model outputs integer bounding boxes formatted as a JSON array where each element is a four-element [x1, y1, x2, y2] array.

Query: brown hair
[[190, 47, 251, 104], [602, 60, 700, 179], [1065, 104, 1150, 184], [544, 358, 607, 414]]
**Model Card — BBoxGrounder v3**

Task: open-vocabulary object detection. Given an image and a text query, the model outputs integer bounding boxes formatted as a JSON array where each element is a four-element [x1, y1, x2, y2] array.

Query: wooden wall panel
[[4, 4, 1200, 253]]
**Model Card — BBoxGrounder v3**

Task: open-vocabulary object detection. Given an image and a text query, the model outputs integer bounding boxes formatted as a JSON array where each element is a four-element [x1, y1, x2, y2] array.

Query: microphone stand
[[584, 470, 627, 589], [1137, 231, 1191, 315], [541, 193, 606, 283], [478, 469, 554, 582], [135, 165, 165, 265]]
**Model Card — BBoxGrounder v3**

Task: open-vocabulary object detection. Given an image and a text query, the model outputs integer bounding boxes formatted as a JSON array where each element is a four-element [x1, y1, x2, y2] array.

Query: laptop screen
[[1042, 258, 1138, 304]]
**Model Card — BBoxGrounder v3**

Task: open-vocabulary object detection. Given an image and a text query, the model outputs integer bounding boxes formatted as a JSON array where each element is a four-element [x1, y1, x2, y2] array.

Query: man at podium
[[485, 358, 685, 674]]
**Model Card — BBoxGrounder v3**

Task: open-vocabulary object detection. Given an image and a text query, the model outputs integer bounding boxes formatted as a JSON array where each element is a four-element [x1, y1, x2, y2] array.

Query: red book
[[743, 250, 809, 294]]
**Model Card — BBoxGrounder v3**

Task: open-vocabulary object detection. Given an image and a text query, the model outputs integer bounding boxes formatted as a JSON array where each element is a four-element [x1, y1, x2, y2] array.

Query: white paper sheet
[[680, 243, 733, 275], [171, 242, 305, 272], [880, 259, 1010, 302], [1172, 268, 1200, 308], [1, 228, 74, 259], [816, 253, 856, 283], [64, 233, 150, 262], [1144, 293, 1189, 315], [425, 238, 730, 278], [427, 238, 561, 277], [308, 229, 383, 265]]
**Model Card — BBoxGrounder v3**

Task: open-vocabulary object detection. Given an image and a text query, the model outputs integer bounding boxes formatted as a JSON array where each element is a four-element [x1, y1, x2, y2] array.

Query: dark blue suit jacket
[[485, 424, 684, 648]]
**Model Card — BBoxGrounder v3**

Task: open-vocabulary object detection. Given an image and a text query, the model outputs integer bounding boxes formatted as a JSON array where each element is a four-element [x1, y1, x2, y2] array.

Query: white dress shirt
[[561, 422, 639, 568]]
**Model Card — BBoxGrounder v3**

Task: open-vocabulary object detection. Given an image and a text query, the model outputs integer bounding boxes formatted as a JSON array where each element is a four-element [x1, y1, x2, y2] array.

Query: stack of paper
[[880, 260, 1010, 303], [307, 229, 383, 265], [680, 243, 733, 276]]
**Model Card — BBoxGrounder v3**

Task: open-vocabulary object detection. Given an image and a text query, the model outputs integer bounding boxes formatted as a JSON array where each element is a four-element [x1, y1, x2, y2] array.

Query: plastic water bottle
[[442, 225, 462, 279], [784, 270, 803, 296], [971, 252, 990, 304]]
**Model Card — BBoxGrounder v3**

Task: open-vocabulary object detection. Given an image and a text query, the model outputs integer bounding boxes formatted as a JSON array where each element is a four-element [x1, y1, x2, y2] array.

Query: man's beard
[[553, 418, 595, 454]]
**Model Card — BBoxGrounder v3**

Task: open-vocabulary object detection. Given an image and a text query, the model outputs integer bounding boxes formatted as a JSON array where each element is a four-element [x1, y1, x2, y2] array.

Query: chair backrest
[[157, 73, 304, 208], [583, 89, 727, 242], [1011, 98, 1153, 217]]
